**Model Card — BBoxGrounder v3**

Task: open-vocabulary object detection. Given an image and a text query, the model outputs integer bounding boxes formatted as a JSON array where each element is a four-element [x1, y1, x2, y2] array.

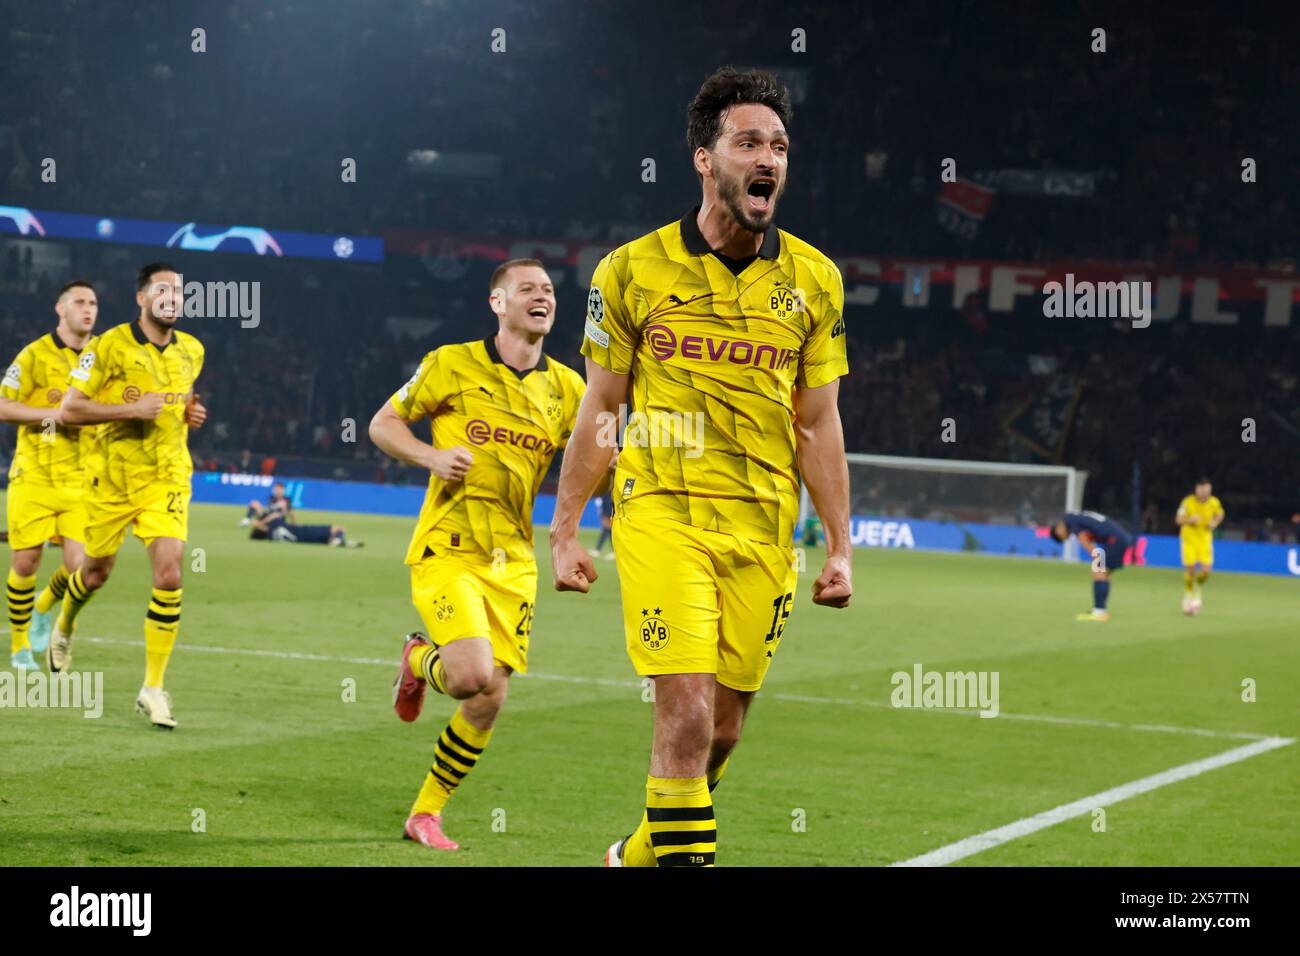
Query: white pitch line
[[891, 735, 1295, 867], [77, 636, 1273, 743]]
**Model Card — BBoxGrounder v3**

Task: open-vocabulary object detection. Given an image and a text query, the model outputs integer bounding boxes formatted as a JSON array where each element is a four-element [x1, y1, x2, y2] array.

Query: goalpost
[[798, 453, 1089, 561]]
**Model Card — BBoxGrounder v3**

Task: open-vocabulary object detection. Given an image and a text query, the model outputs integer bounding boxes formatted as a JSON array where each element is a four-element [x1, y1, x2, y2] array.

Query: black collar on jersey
[[484, 334, 548, 379], [680, 205, 781, 262], [132, 320, 174, 352], [49, 330, 83, 355]]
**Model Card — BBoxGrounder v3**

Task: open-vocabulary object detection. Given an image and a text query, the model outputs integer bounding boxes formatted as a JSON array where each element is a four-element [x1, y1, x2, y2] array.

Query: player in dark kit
[[1049, 511, 1135, 622]]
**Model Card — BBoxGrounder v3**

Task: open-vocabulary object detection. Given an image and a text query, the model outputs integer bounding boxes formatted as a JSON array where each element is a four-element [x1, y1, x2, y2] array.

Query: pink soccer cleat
[[392, 632, 432, 723], [404, 813, 459, 851]]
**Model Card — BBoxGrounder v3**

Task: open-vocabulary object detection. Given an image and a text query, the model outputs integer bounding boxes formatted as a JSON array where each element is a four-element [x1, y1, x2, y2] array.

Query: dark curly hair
[[686, 67, 792, 157]]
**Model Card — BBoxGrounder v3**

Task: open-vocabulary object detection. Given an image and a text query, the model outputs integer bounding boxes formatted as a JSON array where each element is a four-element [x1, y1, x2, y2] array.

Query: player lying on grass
[[246, 506, 361, 548], [1049, 510, 1135, 622], [0, 280, 99, 671], [1175, 477, 1223, 615], [369, 259, 584, 852]]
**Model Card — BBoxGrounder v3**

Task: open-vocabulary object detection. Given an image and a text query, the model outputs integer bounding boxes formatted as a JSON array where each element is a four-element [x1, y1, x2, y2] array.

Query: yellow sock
[[411, 706, 492, 816], [7, 569, 36, 655], [35, 565, 71, 614], [623, 812, 657, 867], [1196, 570, 1208, 586], [57, 568, 95, 635], [409, 642, 447, 694], [622, 756, 730, 866], [646, 775, 715, 867], [1183, 569, 1195, 594], [144, 587, 182, 688]]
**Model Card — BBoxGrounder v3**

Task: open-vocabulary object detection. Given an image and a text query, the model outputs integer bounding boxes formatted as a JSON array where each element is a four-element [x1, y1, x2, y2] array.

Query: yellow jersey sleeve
[[796, 262, 849, 389], [581, 249, 638, 375], [1, 343, 36, 402], [1208, 496, 1224, 521], [389, 349, 449, 422], [68, 333, 112, 398]]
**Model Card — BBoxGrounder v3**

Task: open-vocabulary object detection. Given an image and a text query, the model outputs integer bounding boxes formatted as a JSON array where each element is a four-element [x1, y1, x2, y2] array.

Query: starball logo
[[643, 325, 797, 371], [465, 419, 555, 455]]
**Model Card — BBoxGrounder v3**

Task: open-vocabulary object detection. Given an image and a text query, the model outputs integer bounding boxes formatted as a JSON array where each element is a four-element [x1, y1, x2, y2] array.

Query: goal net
[[798, 454, 1089, 560]]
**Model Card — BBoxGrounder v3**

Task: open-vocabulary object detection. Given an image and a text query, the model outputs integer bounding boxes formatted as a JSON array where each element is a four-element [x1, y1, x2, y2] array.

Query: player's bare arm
[[0, 396, 59, 426], [368, 400, 472, 481], [59, 385, 163, 425], [794, 378, 852, 608], [549, 359, 624, 593]]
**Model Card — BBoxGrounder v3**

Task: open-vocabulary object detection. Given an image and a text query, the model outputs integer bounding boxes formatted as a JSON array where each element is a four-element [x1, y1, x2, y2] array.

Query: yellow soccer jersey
[[1177, 494, 1224, 540], [1, 332, 88, 489], [390, 336, 585, 565], [68, 322, 205, 498], [581, 206, 848, 545]]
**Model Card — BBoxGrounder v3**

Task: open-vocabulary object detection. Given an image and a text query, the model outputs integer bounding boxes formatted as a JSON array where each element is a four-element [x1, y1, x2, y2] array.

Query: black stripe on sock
[[7, 585, 35, 596], [443, 726, 484, 755], [146, 609, 182, 624], [646, 806, 715, 823], [151, 598, 181, 608], [436, 736, 479, 768], [430, 768, 459, 790], [433, 755, 466, 779], [656, 851, 715, 867], [650, 828, 717, 848]]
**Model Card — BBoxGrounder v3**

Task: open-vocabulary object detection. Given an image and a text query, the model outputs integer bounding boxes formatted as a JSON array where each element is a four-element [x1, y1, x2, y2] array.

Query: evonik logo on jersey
[[643, 325, 796, 371], [465, 419, 555, 456]]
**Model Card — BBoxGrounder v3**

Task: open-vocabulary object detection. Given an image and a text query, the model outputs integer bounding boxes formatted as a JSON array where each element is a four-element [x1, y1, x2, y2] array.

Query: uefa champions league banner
[[0, 204, 383, 263], [191, 473, 1297, 577]]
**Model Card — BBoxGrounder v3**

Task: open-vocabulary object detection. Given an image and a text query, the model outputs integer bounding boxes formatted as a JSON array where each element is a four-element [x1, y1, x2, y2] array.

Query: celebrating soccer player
[[370, 259, 585, 852], [0, 280, 99, 670], [50, 263, 207, 729], [549, 68, 853, 867], [1175, 478, 1224, 614], [1049, 510, 1135, 622]]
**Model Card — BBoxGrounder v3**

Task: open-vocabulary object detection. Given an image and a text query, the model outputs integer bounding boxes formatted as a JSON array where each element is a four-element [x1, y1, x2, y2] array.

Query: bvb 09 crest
[[640, 615, 669, 651]]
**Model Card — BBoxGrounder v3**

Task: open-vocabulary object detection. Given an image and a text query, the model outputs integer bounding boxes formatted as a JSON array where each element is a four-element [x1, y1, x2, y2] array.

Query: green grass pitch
[[1, 500, 1296, 866]]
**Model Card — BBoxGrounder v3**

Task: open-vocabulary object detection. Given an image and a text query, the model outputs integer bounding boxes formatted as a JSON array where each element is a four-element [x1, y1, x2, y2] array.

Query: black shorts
[[276, 523, 332, 544], [1100, 540, 1131, 572]]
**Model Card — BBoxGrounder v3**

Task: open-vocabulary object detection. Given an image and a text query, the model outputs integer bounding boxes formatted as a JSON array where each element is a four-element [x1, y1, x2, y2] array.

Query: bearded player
[[550, 68, 853, 867], [1, 280, 99, 670], [371, 259, 585, 851], [51, 263, 206, 729], [1175, 478, 1224, 614]]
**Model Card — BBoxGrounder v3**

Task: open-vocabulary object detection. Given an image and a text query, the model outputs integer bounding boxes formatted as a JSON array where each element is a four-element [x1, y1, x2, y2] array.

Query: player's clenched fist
[[427, 445, 473, 482], [185, 392, 207, 428], [551, 533, 597, 593], [812, 553, 852, 608], [131, 392, 165, 420]]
